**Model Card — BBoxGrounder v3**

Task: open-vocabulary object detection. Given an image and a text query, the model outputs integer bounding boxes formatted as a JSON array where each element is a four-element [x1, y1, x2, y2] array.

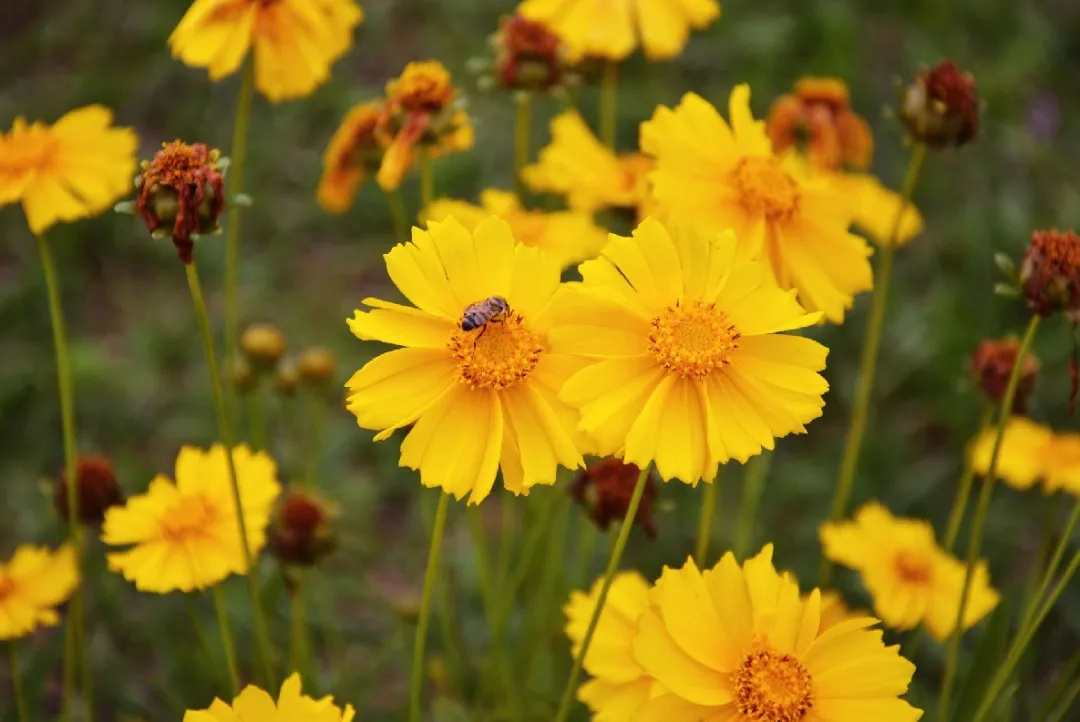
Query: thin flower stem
[[821, 141, 928, 587], [1033, 646, 1080, 721], [35, 232, 88, 722], [939, 313, 1041, 721], [513, 91, 532, 199], [942, 403, 996, 554], [185, 260, 276, 689], [419, 152, 435, 210], [496, 500, 514, 596], [694, 470, 723, 566], [410, 491, 450, 722], [575, 513, 597, 584], [553, 464, 650, 722], [735, 453, 772, 559], [9, 643, 29, 722], [467, 507, 513, 702], [61, 615, 74, 722], [247, 385, 265, 451], [212, 586, 241, 697], [186, 596, 225, 689], [224, 61, 255, 380], [386, 189, 409, 242], [305, 392, 324, 487], [600, 61, 619, 149], [289, 572, 313, 687]]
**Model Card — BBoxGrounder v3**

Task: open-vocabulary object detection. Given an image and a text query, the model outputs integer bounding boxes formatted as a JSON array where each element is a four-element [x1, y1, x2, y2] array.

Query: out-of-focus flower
[[820, 501, 999, 641], [422, 189, 607, 268], [318, 101, 386, 214], [275, 358, 300, 396], [767, 77, 873, 171], [345, 217, 584, 504], [102, 445, 281, 593], [269, 490, 337, 567], [642, 85, 873, 323], [182, 672, 355, 722], [240, 323, 287, 369], [826, 171, 924, 248], [550, 220, 828, 484], [1020, 229, 1080, 320], [0, 105, 137, 234], [1045, 432, 1080, 496], [569, 458, 658, 538], [169, 0, 364, 103], [0, 544, 78, 641], [518, 0, 719, 62], [297, 346, 336, 388], [971, 337, 1040, 413], [54, 456, 124, 526], [490, 14, 566, 92], [900, 59, 980, 149]]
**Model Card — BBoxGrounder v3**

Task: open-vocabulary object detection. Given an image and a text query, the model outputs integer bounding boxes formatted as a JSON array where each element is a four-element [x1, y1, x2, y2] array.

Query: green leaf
[[432, 697, 473, 722], [994, 282, 1020, 298], [953, 600, 1012, 722], [994, 252, 1016, 278]]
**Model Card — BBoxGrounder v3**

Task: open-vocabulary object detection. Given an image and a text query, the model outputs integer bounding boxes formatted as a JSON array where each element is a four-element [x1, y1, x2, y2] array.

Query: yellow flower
[[629, 545, 921, 721], [169, 0, 364, 103], [1045, 432, 1080, 496], [820, 501, 1000, 642], [422, 189, 607, 268], [524, 111, 656, 219], [183, 672, 355, 722], [550, 219, 828, 483], [565, 571, 659, 721], [642, 85, 874, 323], [317, 100, 386, 214], [969, 415, 1054, 491], [0, 106, 137, 235], [518, 0, 720, 61], [817, 589, 869, 632], [345, 217, 584, 504], [826, 172, 924, 248], [102, 445, 282, 593], [0, 544, 79, 641]]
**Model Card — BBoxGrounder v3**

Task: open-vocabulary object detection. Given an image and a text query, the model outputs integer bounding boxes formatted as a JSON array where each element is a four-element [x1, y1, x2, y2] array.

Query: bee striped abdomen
[[461, 295, 511, 331]]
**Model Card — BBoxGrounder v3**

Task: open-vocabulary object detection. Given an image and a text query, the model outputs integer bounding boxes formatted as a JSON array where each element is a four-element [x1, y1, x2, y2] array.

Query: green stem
[[523, 492, 571, 681], [212, 586, 241, 697], [821, 141, 927, 587], [386, 189, 410, 242], [1034, 646, 1080, 722], [289, 573, 313, 685], [943, 404, 995, 554], [600, 61, 619, 149], [305, 393, 324, 488], [694, 471, 722, 566], [224, 61, 255, 381], [553, 464, 650, 722], [410, 492, 450, 722], [76, 592, 91, 720], [939, 313, 1041, 721], [61, 614, 74, 722], [496, 500, 514, 598], [9, 643, 28, 722], [575, 514, 597, 585], [185, 260, 276, 689], [247, 385, 265, 451], [467, 507, 511, 703], [735, 453, 772, 559], [513, 91, 532, 199], [186, 596, 224, 689], [419, 152, 435, 210]]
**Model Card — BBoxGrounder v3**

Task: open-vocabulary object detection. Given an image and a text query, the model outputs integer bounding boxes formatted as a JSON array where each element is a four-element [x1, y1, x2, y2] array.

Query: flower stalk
[[694, 471, 723, 566], [212, 585, 241, 697], [735, 453, 773, 559], [409, 491, 450, 722], [942, 404, 995, 553], [224, 61, 256, 380], [9, 643, 28, 722], [386, 189, 409, 242]]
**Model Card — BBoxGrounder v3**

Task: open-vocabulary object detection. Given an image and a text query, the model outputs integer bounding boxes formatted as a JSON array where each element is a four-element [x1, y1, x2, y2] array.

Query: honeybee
[[461, 295, 511, 341]]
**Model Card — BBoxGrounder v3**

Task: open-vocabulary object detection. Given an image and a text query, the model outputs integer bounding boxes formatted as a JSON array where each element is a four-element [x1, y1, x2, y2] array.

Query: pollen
[[733, 156, 801, 221], [893, 549, 934, 585], [388, 61, 455, 112], [448, 313, 543, 390], [733, 643, 814, 722], [160, 494, 218, 542], [648, 300, 740, 380]]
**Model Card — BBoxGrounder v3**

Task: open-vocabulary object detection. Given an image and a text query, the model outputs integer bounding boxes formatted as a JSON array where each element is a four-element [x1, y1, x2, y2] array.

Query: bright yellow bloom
[[630, 545, 921, 721], [550, 219, 828, 483], [169, 0, 364, 103], [1045, 432, 1080, 496], [102, 445, 282, 593], [317, 100, 386, 214], [183, 672, 355, 722], [518, 0, 720, 61], [826, 172, 924, 248], [969, 415, 1053, 491], [0, 106, 137, 235], [345, 217, 584, 504], [423, 189, 607, 268], [565, 571, 660, 721], [820, 501, 999, 642], [0, 544, 78, 641], [642, 85, 874, 323], [817, 589, 869, 632]]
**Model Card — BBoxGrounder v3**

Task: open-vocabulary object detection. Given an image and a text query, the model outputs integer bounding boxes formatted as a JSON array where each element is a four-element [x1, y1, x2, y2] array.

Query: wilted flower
[[54, 455, 124, 526], [900, 59, 980, 149], [971, 337, 1040, 413], [269, 490, 337, 568], [317, 100, 386, 214], [767, 77, 873, 171], [569, 458, 658, 538], [240, 323, 287, 369], [1020, 229, 1080, 320], [0, 544, 79, 641], [182, 673, 354, 722], [491, 14, 566, 92]]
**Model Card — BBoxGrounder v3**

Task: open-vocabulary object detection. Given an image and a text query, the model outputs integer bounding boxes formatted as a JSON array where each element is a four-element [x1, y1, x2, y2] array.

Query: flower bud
[[231, 357, 255, 395], [269, 490, 337, 567], [971, 337, 1040, 413], [900, 59, 980, 149], [240, 323, 287, 368], [297, 347, 336, 387], [569, 457, 658, 538], [274, 358, 300, 396], [54, 456, 124, 526], [1020, 229, 1080, 319]]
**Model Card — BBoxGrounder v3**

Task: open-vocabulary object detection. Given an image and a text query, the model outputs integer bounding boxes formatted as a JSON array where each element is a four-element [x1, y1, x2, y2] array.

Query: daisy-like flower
[[517, 0, 720, 61], [422, 189, 607, 268], [1045, 432, 1080, 496], [345, 216, 584, 504], [642, 85, 874, 323], [317, 100, 386, 213], [0, 544, 79, 641], [826, 172, 924, 249], [820, 501, 1000, 641], [0, 106, 137, 235], [630, 544, 921, 721], [550, 219, 828, 484], [169, 0, 364, 103], [183, 672, 355, 722], [817, 589, 869, 632], [102, 444, 281, 593], [969, 415, 1054, 491]]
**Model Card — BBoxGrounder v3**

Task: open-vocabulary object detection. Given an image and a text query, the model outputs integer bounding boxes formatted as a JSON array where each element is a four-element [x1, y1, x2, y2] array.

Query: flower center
[[893, 549, 933, 585], [391, 61, 455, 112], [733, 156, 800, 221], [734, 643, 814, 722], [161, 494, 218, 542], [648, 300, 740, 380], [0, 574, 15, 602], [448, 312, 543, 390], [0, 121, 56, 176]]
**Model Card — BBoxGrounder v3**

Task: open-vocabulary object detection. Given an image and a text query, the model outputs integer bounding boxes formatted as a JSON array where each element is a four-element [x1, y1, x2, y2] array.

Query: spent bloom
[[269, 489, 337, 568], [54, 455, 124, 526], [970, 337, 1040, 413], [0, 544, 79, 641], [767, 77, 873, 171], [569, 457, 659, 538], [102, 444, 281, 593], [183, 672, 355, 722], [1020, 229, 1080, 320], [0, 105, 137, 234], [820, 501, 999, 641], [550, 220, 828, 484], [317, 100, 386, 214], [490, 13, 566, 92], [900, 59, 980, 149], [345, 217, 585, 504], [169, 0, 364, 103], [643, 85, 873, 323]]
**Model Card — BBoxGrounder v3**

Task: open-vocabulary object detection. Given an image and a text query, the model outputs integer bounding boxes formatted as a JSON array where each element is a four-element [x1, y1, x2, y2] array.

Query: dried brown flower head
[[900, 59, 980, 148], [240, 323, 287, 368], [767, 77, 874, 171], [54, 456, 124, 526], [569, 457, 658, 538], [492, 14, 565, 91], [269, 490, 337, 567], [971, 337, 1040, 413], [1021, 229, 1080, 319]]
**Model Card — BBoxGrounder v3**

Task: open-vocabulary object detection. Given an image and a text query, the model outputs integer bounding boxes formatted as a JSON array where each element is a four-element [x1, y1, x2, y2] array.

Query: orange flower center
[[893, 549, 933, 586], [161, 494, 219, 542], [0, 121, 56, 176], [390, 61, 455, 111], [0, 574, 15, 601], [649, 300, 740, 380], [733, 643, 814, 722], [733, 156, 800, 221], [448, 312, 543, 390]]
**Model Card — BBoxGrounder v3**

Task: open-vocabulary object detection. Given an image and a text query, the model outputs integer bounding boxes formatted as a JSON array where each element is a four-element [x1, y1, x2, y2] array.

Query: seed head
[[900, 60, 980, 149], [1020, 229, 1080, 319], [54, 456, 124, 526], [274, 358, 300, 396], [569, 457, 658, 538], [971, 337, 1040, 413]]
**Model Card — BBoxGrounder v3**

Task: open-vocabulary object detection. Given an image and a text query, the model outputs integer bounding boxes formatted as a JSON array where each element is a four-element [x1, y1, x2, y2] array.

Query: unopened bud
[[297, 347, 336, 387], [240, 323, 287, 368], [900, 59, 980, 149], [54, 456, 124, 526]]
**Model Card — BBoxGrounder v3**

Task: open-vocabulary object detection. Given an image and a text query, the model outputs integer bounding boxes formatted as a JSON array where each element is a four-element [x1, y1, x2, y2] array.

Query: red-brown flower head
[[971, 337, 1040, 413], [901, 59, 980, 148], [492, 14, 565, 91], [1020, 229, 1080, 319], [387, 61, 455, 114], [767, 77, 874, 171], [54, 456, 124, 526], [135, 141, 226, 263], [269, 490, 337, 567], [569, 457, 658, 538]]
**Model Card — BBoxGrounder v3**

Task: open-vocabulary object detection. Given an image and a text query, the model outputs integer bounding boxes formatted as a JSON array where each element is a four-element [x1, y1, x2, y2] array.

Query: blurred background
[[2, 0, 1080, 719]]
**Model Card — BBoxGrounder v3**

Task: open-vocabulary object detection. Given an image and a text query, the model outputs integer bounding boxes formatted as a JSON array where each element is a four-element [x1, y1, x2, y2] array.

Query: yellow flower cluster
[[969, 416, 1080, 495], [184, 673, 354, 722]]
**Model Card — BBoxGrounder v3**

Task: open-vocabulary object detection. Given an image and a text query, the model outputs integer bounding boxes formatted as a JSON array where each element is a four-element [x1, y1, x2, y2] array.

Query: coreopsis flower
[[345, 217, 584, 504], [817, 589, 869, 632], [490, 13, 566, 92], [517, 0, 720, 61], [569, 457, 659, 538], [0, 544, 78, 641], [767, 77, 873, 171], [825, 171, 925, 248], [169, 0, 364, 103], [54, 455, 124, 526], [630, 544, 920, 721], [102, 444, 281, 593], [423, 188, 607, 268], [317, 100, 386, 213], [1044, 432, 1080, 496], [1020, 229, 1080, 320], [269, 490, 337, 567], [0, 105, 137, 234], [820, 501, 1000, 641], [550, 219, 828, 484], [900, 59, 980, 149], [524, 111, 656, 218], [375, 61, 474, 191], [642, 85, 873, 323], [969, 416, 1052, 490], [183, 673, 355, 722], [565, 571, 659, 721], [971, 337, 1040, 413]]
